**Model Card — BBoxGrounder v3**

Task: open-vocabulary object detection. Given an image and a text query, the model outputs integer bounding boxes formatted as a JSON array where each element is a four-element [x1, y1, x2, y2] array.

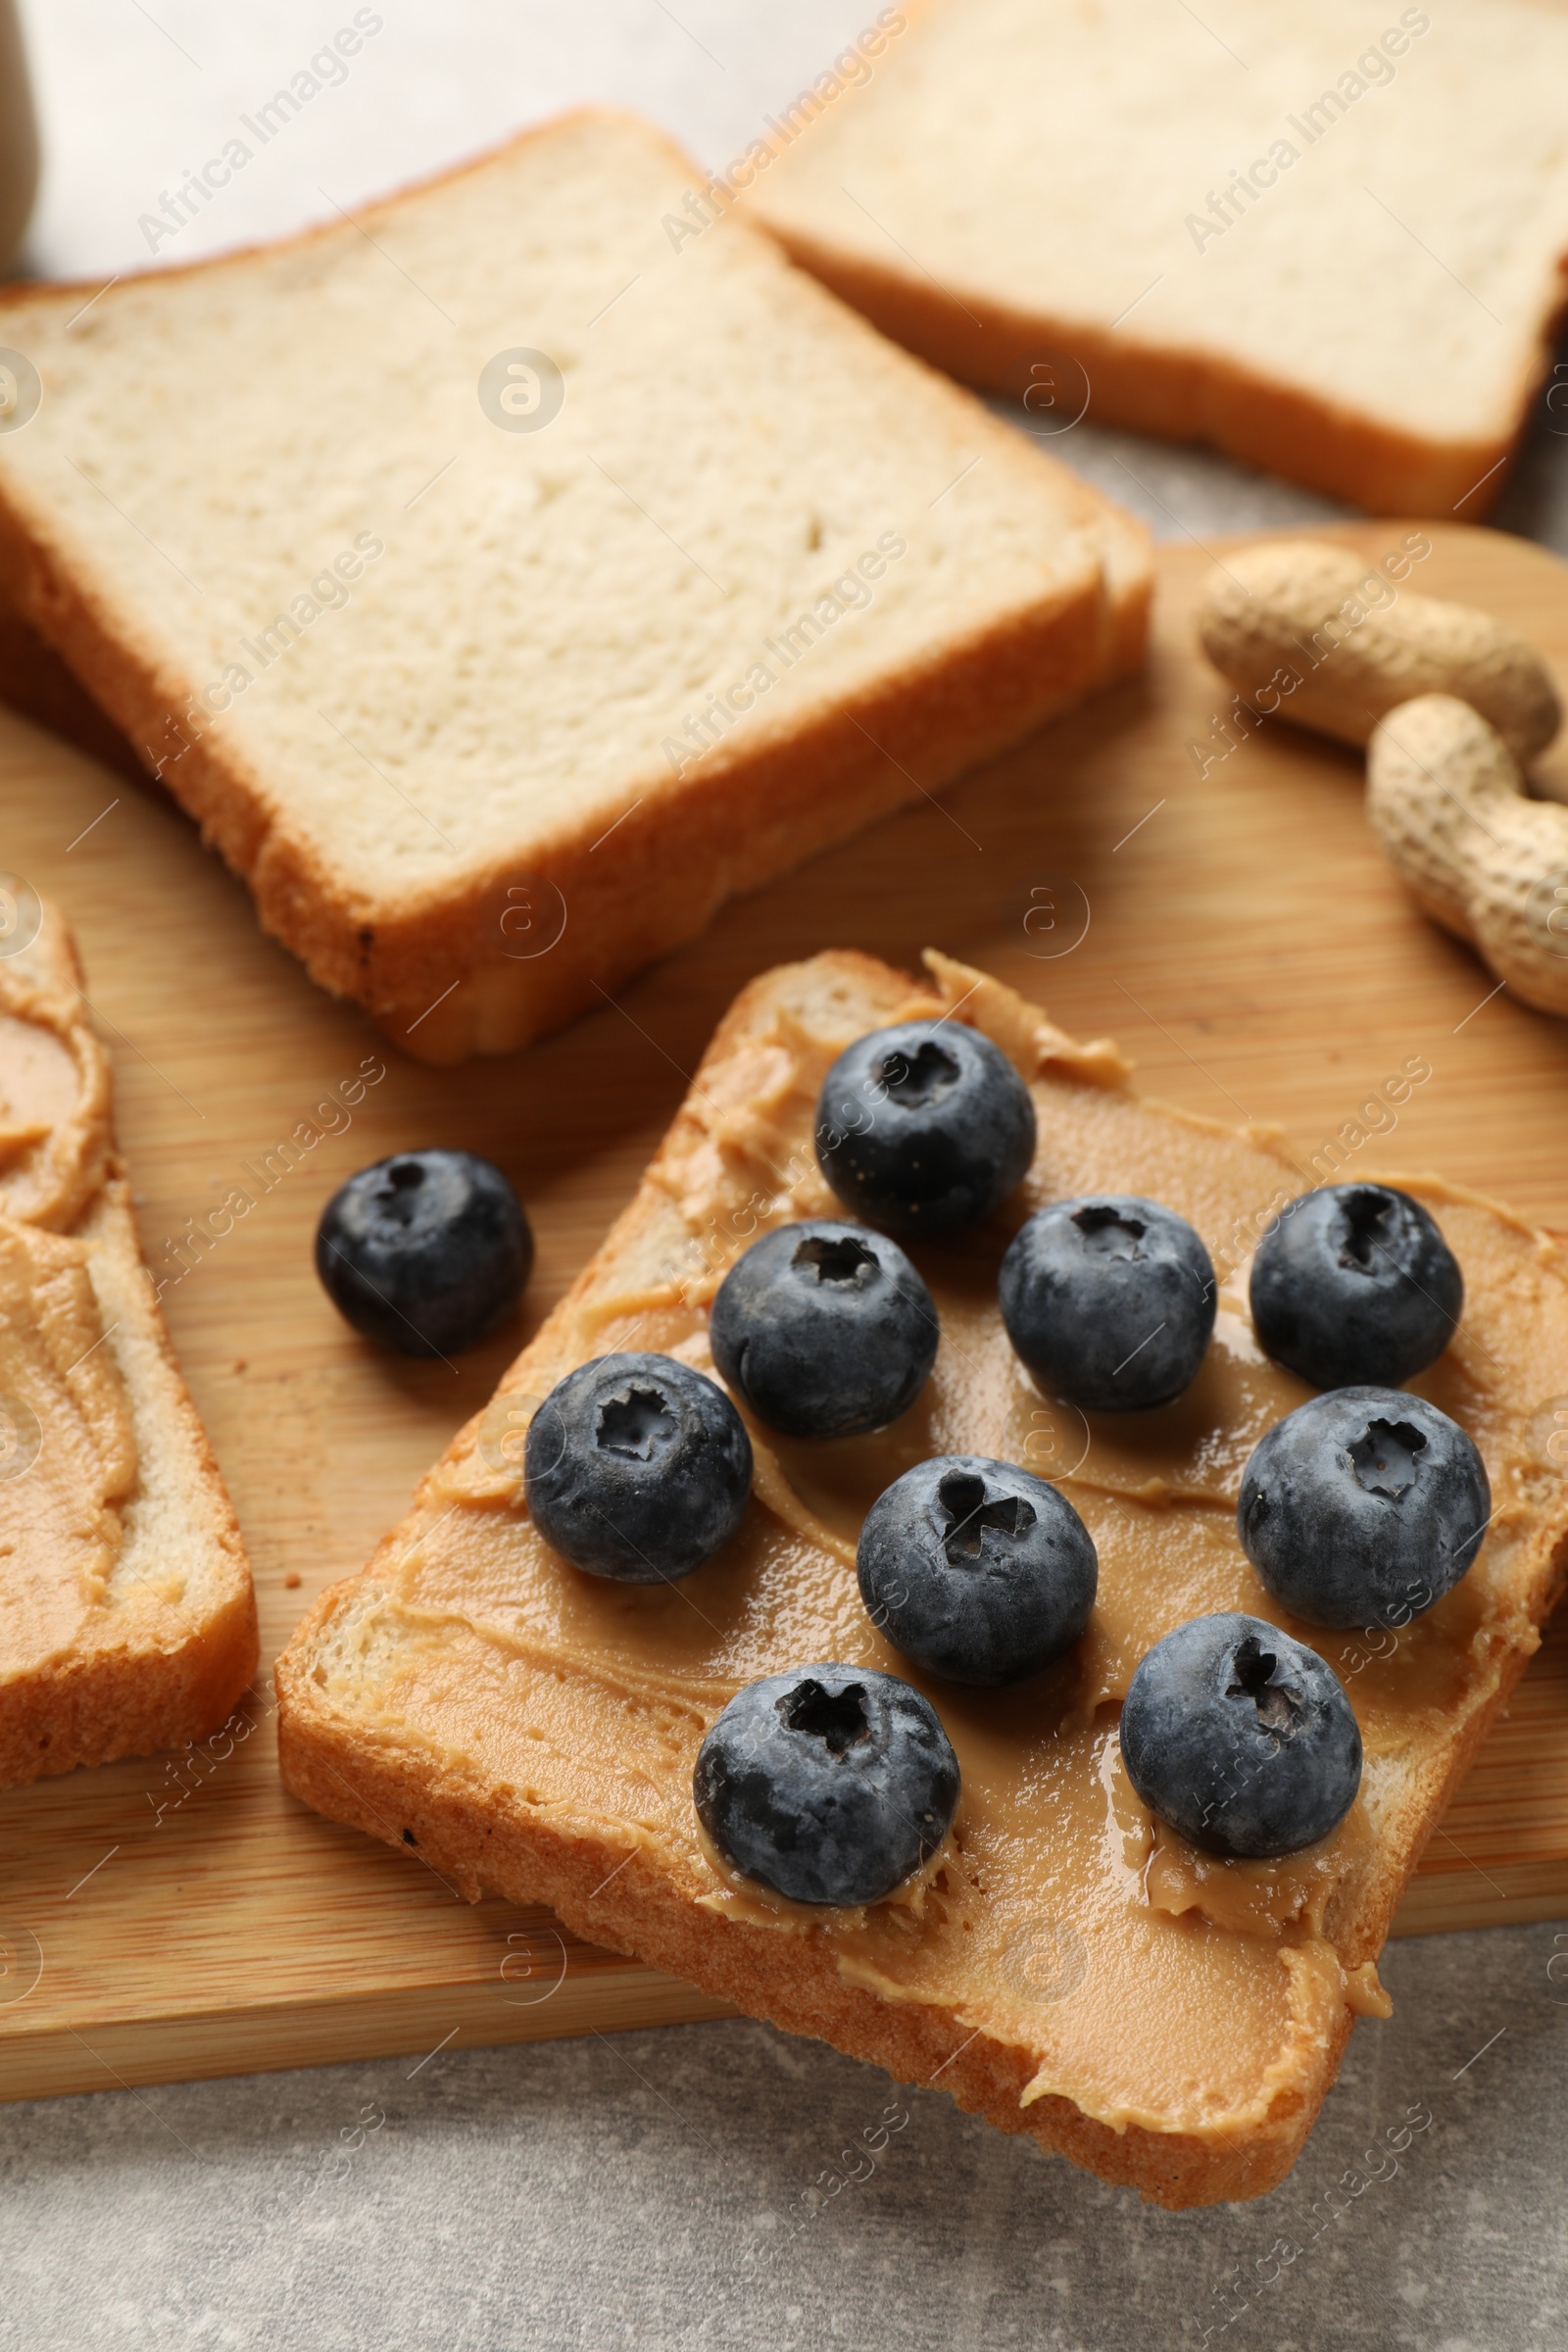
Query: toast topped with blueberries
[[274, 949, 1568, 2206]]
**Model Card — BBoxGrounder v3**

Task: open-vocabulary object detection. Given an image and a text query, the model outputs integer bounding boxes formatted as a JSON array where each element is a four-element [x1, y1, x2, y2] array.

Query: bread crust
[[0, 606, 146, 784], [0, 111, 1151, 1065], [0, 1537, 257, 1786], [274, 947, 1568, 2205], [752, 223, 1562, 522], [0, 504, 1110, 1060], [276, 1677, 1335, 2206]]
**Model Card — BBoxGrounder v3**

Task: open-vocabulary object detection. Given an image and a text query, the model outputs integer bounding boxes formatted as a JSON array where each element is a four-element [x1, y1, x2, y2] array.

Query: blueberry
[[857, 1454, 1097, 1686], [1250, 1183, 1462, 1390], [709, 1219, 938, 1440], [814, 1021, 1036, 1238], [998, 1195, 1216, 1411], [315, 1149, 531, 1357], [693, 1662, 960, 1905], [1238, 1386, 1490, 1631], [524, 1351, 752, 1583], [1119, 1612, 1362, 1858]]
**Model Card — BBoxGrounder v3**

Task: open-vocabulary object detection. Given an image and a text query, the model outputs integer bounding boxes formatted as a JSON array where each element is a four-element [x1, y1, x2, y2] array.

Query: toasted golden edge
[[0, 110, 1152, 1064], [274, 944, 1568, 2202], [275, 1688, 1336, 2208], [0, 536, 1145, 1065], [0, 1592, 256, 1787], [748, 221, 1540, 519], [0, 914, 258, 1787]]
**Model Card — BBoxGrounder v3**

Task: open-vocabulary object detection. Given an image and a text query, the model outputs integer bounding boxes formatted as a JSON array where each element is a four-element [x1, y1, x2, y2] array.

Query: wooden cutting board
[[2, 518, 1566, 2104]]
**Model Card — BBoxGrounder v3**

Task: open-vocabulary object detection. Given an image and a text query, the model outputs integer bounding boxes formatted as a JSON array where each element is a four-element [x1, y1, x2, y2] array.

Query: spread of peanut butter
[[333, 954, 1568, 2146], [0, 951, 139, 1684], [0, 1217, 137, 1675], [0, 967, 112, 1229]]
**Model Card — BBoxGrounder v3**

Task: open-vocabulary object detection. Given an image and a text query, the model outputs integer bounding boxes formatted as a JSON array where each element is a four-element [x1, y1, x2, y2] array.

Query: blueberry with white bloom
[[1238, 1387, 1490, 1630], [315, 1149, 530, 1357], [1000, 1194, 1216, 1411], [525, 1351, 752, 1582], [857, 1453, 1097, 1686], [1250, 1183, 1462, 1391], [709, 1219, 938, 1439], [814, 1021, 1036, 1238], [1119, 1612, 1362, 1859], [694, 1662, 960, 1906]]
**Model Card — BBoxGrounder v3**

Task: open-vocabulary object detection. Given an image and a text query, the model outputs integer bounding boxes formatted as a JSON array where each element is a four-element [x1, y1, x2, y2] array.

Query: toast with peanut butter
[[0, 896, 256, 1785], [274, 951, 1568, 2206]]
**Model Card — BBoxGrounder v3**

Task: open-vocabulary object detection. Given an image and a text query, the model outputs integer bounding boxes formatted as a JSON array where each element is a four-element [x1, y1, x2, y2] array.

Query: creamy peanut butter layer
[[0, 965, 110, 1228], [294, 953, 1568, 2152], [0, 928, 255, 1754]]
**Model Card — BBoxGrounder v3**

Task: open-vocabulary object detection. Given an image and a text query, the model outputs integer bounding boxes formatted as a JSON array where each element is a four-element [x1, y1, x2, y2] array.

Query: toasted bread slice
[[274, 950, 1568, 2205], [0, 111, 1150, 1065], [745, 0, 1568, 516], [0, 903, 256, 1785]]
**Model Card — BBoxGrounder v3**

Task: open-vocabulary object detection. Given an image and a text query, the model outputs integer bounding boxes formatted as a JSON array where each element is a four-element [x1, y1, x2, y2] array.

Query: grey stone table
[[4, 7, 1568, 2348]]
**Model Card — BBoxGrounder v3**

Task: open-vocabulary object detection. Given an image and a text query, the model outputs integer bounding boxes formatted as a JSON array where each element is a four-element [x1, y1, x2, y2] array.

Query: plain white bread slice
[[746, 0, 1568, 515], [0, 109, 1150, 1063]]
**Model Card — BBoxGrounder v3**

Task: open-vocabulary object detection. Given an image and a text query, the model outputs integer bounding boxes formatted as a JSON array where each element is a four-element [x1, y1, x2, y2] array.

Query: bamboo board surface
[[1, 519, 1566, 2104]]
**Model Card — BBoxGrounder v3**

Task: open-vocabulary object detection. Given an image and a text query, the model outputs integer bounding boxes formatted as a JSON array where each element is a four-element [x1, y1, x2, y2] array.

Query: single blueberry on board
[[315, 1149, 531, 1357], [709, 1219, 939, 1439], [693, 1662, 960, 1906], [524, 1351, 753, 1583], [814, 1021, 1036, 1238], [1238, 1385, 1490, 1630], [857, 1453, 1098, 1686], [999, 1194, 1216, 1411], [1119, 1611, 1362, 1859], [1250, 1183, 1462, 1390]]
